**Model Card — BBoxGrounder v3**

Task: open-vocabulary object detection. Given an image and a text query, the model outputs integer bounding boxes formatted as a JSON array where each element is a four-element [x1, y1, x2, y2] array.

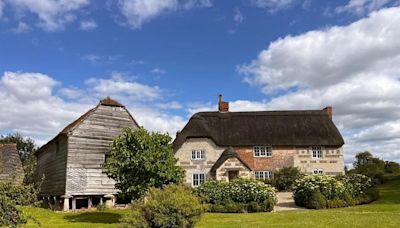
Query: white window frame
[[192, 173, 205, 187], [191, 149, 206, 160], [253, 146, 272, 157], [254, 171, 273, 180], [313, 169, 324, 175], [312, 146, 323, 159]]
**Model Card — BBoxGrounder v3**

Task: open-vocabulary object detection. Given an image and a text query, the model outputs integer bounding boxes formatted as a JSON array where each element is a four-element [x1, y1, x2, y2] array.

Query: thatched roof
[[174, 109, 344, 151], [210, 147, 252, 172], [0, 144, 24, 182]]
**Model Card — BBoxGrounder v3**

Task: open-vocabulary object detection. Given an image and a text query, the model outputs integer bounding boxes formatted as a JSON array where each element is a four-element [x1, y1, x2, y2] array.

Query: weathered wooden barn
[[0, 144, 24, 183], [35, 97, 138, 211]]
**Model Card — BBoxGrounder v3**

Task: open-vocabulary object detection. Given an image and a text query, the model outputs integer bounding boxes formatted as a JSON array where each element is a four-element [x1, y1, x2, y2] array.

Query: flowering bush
[[293, 175, 345, 207], [293, 174, 378, 209], [336, 174, 373, 197], [196, 178, 277, 213]]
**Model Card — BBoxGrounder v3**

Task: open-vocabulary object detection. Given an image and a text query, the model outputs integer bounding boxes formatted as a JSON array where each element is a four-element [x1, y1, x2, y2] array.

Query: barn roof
[[173, 109, 344, 151], [0, 144, 24, 182], [210, 147, 252, 172], [35, 97, 138, 155]]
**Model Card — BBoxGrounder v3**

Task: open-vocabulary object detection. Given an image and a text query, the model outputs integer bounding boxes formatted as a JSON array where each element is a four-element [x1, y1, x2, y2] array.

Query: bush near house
[[293, 174, 379, 209], [267, 167, 304, 191], [119, 184, 205, 228], [196, 178, 277, 213]]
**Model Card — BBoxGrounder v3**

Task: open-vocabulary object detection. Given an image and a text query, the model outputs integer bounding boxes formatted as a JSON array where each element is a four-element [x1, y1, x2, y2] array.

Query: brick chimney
[[218, 95, 229, 112], [324, 106, 333, 119]]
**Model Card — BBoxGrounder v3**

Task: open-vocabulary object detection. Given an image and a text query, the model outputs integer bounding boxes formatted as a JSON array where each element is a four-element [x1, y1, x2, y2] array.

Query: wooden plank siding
[[65, 105, 138, 196], [36, 134, 68, 196]]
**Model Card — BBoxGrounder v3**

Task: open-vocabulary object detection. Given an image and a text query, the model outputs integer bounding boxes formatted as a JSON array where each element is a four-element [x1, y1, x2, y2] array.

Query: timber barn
[[35, 97, 138, 211]]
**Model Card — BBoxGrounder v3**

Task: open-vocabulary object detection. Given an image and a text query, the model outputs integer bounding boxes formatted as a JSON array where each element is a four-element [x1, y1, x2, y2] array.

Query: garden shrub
[[0, 194, 27, 228], [306, 191, 326, 209], [294, 174, 378, 209], [119, 184, 205, 228], [196, 178, 277, 213], [273, 167, 304, 191]]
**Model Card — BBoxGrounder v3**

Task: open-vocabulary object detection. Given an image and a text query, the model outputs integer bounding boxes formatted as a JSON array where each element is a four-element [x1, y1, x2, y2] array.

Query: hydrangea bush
[[293, 174, 378, 209], [196, 178, 277, 213]]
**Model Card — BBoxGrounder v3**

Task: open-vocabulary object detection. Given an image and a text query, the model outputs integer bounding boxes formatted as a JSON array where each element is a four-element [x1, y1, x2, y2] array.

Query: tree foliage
[[384, 161, 400, 174], [104, 127, 185, 200], [0, 133, 38, 184], [352, 151, 386, 183]]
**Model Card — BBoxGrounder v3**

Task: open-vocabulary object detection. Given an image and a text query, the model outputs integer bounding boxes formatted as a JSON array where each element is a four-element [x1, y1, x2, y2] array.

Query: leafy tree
[[353, 151, 385, 183], [0, 133, 38, 184], [105, 128, 185, 200], [384, 161, 400, 174]]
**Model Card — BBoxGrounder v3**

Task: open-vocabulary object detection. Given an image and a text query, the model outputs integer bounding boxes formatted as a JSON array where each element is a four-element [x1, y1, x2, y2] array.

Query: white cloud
[[12, 21, 30, 33], [0, 0, 5, 18], [236, 7, 400, 164], [251, 0, 295, 12], [80, 19, 97, 30], [86, 72, 162, 101], [6, 0, 90, 31], [336, 0, 397, 16], [0, 71, 186, 145], [118, 0, 212, 29], [151, 68, 167, 74], [233, 8, 244, 25]]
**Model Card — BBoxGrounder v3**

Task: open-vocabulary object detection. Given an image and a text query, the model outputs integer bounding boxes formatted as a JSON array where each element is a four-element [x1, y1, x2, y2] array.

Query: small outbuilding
[[35, 97, 139, 211]]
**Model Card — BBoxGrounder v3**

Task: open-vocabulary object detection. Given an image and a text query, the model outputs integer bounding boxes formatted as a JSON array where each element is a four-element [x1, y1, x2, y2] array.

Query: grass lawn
[[22, 175, 400, 227]]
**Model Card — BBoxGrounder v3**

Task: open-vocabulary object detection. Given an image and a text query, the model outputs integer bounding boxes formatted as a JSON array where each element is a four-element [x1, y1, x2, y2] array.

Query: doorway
[[228, 170, 239, 182]]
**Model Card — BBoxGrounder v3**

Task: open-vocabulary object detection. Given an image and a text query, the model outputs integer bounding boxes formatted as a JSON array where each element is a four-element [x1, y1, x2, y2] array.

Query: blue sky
[[1, 0, 400, 165]]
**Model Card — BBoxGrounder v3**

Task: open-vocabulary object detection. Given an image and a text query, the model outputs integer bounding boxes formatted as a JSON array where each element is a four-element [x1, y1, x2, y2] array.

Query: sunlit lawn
[[22, 175, 400, 227]]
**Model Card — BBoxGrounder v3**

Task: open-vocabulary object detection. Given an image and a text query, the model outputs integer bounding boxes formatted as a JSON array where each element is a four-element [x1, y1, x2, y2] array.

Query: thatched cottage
[[0, 144, 24, 183], [35, 97, 138, 211], [173, 95, 345, 187]]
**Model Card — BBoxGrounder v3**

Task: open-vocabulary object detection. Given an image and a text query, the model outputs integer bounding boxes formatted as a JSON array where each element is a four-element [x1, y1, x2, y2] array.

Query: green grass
[[22, 176, 400, 227]]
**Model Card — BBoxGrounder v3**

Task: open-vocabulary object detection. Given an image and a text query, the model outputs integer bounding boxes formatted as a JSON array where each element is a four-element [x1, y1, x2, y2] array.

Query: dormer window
[[312, 146, 322, 158], [191, 149, 205, 160], [254, 146, 272, 157]]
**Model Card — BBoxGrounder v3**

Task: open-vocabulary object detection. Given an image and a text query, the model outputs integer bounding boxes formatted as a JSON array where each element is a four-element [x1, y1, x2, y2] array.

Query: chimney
[[218, 95, 229, 112], [324, 106, 333, 120]]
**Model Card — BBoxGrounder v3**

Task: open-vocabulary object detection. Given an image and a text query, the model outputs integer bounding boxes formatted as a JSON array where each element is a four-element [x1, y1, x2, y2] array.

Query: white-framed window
[[254, 146, 272, 157], [254, 171, 273, 180], [313, 169, 324, 175], [191, 149, 205, 160], [192, 173, 205, 187], [312, 146, 323, 158]]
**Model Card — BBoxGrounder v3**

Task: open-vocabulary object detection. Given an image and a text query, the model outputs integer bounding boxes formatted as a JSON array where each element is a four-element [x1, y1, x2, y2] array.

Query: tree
[[384, 161, 400, 174], [104, 128, 185, 200], [0, 133, 38, 184], [353, 151, 385, 183]]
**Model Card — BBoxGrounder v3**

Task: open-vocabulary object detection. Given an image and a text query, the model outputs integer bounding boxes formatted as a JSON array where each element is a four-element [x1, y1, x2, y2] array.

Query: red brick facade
[[235, 146, 296, 171]]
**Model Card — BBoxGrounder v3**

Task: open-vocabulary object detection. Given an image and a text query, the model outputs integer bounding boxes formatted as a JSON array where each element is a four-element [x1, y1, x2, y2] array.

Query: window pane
[[192, 150, 196, 159]]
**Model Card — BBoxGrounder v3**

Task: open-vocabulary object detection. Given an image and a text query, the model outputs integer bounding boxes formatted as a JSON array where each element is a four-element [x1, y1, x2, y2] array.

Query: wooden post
[[72, 197, 76, 210], [100, 197, 103, 205]]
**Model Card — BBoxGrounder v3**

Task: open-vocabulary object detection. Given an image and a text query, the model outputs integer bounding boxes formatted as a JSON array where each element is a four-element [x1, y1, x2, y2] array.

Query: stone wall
[[215, 157, 252, 182], [174, 138, 225, 186], [294, 147, 345, 175]]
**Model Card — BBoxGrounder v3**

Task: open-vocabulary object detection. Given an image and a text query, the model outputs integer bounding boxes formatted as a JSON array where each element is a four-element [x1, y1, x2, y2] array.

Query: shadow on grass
[[64, 212, 122, 224]]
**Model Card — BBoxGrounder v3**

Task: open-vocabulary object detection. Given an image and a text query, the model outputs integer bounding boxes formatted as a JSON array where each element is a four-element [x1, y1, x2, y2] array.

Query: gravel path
[[274, 192, 305, 212]]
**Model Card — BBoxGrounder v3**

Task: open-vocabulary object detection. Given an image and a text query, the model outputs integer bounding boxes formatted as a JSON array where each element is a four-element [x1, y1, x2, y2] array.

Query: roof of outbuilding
[[0, 144, 24, 181], [35, 97, 138, 155], [173, 110, 344, 151], [210, 147, 252, 172]]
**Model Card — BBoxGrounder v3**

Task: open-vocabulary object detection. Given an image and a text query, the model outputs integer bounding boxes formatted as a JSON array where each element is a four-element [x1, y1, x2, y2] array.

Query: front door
[[228, 170, 239, 182]]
